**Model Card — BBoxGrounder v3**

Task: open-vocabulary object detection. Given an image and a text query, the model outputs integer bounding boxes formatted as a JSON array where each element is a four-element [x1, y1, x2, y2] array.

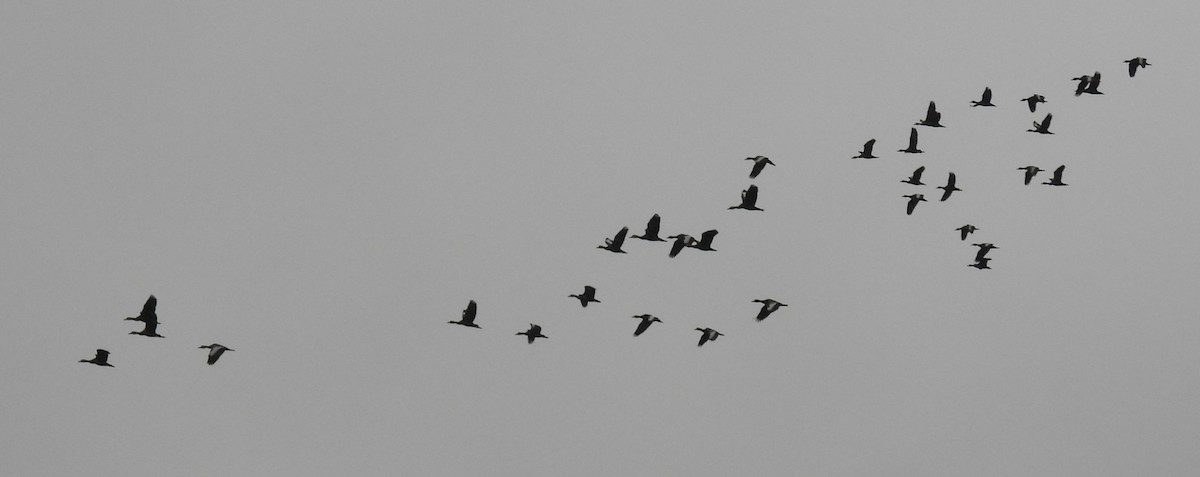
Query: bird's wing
[[141, 320, 159, 334], [142, 295, 157, 315], [646, 214, 661, 235], [946, 172, 957, 187], [908, 128, 918, 146], [863, 139, 875, 154], [634, 319, 651, 336], [96, 349, 110, 360], [1042, 113, 1052, 129], [612, 227, 628, 245], [1128, 60, 1137, 77], [750, 160, 767, 178], [463, 300, 477, 321], [744, 185, 758, 204], [207, 347, 224, 365], [982, 87, 992, 102], [925, 101, 937, 121], [913, 166, 925, 179], [669, 238, 686, 257]]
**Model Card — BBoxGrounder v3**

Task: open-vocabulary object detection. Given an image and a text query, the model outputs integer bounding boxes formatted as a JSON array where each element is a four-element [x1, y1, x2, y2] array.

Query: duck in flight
[[752, 299, 788, 321], [690, 230, 718, 251], [598, 227, 629, 253], [1083, 71, 1103, 95], [969, 257, 992, 270], [746, 156, 775, 178], [1018, 166, 1044, 185], [449, 300, 481, 328], [569, 286, 600, 307], [198, 344, 234, 365], [517, 324, 548, 344], [901, 166, 926, 185], [631, 314, 662, 336], [1072, 74, 1091, 96], [79, 349, 114, 367], [695, 328, 724, 346], [729, 184, 763, 211], [852, 139, 878, 159], [973, 243, 998, 262], [1043, 165, 1067, 186], [937, 172, 962, 201], [915, 101, 944, 127], [1027, 113, 1053, 134], [903, 194, 926, 215], [130, 318, 164, 338], [1124, 57, 1150, 77], [630, 214, 666, 242], [1021, 94, 1046, 112], [898, 128, 923, 154], [667, 234, 697, 258], [956, 224, 978, 241], [125, 295, 158, 324], [970, 87, 995, 107]]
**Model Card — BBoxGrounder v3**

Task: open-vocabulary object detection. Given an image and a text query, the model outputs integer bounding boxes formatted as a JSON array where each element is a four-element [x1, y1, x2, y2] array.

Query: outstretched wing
[[463, 300, 477, 322], [644, 214, 661, 236], [981, 87, 992, 103], [862, 139, 875, 154]]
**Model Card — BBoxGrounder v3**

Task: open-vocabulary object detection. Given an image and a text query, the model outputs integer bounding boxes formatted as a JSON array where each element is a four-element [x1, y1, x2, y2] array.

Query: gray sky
[[3, 1, 1200, 475]]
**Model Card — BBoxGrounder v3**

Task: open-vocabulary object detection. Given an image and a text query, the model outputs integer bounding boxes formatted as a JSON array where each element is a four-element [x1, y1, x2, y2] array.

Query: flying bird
[[569, 286, 600, 307], [695, 328, 724, 346], [916, 101, 944, 127], [1124, 57, 1150, 77], [1043, 165, 1068, 186], [79, 349, 114, 367], [1083, 71, 1103, 95], [517, 324, 548, 344], [746, 156, 775, 178], [937, 172, 962, 201], [728, 184, 763, 211], [901, 166, 926, 185], [903, 194, 926, 215], [969, 258, 992, 270], [1018, 166, 1044, 185], [598, 227, 629, 253], [129, 318, 164, 338], [449, 300, 481, 328], [1027, 113, 1053, 134], [973, 243, 998, 262], [630, 214, 666, 242], [690, 230, 718, 251], [970, 87, 995, 107], [667, 234, 697, 258], [631, 314, 662, 336], [852, 139, 878, 159], [125, 295, 158, 324], [198, 344, 234, 365], [751, 299, 788, 321], [1072, 74, 1091, 96], [1021, 94, 1046, 112], [898, 127, 923, 154], [956, 224, 978, 241]]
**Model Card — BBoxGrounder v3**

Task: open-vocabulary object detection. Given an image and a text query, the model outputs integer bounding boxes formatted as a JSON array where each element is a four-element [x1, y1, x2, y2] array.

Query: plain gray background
[[3, 1, 1199, 475]]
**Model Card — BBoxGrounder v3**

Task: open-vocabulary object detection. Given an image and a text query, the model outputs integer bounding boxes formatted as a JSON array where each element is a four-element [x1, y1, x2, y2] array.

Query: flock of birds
[[78, 295, 233, 368]]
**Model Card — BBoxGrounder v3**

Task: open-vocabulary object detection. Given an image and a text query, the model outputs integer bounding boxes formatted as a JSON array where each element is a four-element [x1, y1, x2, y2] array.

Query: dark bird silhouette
[[630, 214, 666, 242], [1021, 94, 1046, 112], [751, 299, 788, 321], [938, 172, 962, 201], [569, 286, 600, 307], [898, 127, 923, 154], [1072, 74, 1091, 96], [667, 234, 696, 258], [631, 314, 662, 336], [695, 327, 724, 346], [1043, 165, 1067, 186], [598, 227, 629, 253], [902, 166, 926, 185], [1018, 166, 1044, 185], [1027, 113, 1053, 134], [746, 156, 775, 178], [690, 230, 718, 251], [1124, 57, 1150, 77], [517, 324, 548, 343], [973, 243, 998, 262], [903, 194, 926, 215], [130, 318, 164, 338], [449, 300, 481, 328], [969, 257, 992, 270], [79, 349, 114, 367], [956, 224, 978, 241], [915, 101, 944, 127], [729, 184, 763, 211], [970, 87, 995, 107], [1083, 71, 1103, 95], [198, 344, 234, 365], [852, 139, 878, 159], [124, 295, 158, 324]]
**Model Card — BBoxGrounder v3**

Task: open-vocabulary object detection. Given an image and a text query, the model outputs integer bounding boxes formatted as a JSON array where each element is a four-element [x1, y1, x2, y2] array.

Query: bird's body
[[1021, 94, 1046, 112], [1073, 75, 1091, 96], [1018, 166, 1044, 185], [969, 258, 992, 270], [899, 128, 923, 154], [449, 300, 481, 328], [690, 230, 718, 251], [569, 286, 600, 307], [853, 139, 878, 159], [752, 299, 788, 321], [598, 227, 629, 253], [632, 314, 662, 336], [973, 243, 998, 262], [125, 295, 158, 324], [1027, 113, 1053, 134], [198, 344, 234, 365], [729, 184, 764, 211], [903, 194, 926, 215], [79, 349, 114, 367], [956, 224, 978, 241], [1124, 57, 1150, 77], [1043, 165, 1068, 186], [630, 214, 666, 242], [938, 172, 962, 201], [130, 319, 164, 338], [746, 156, 775, 178], [695, 328, 724, 346], [902, 166, 926, 185], [667, 234, 696, 258], [1084, 71, 1103, 94], [970, 87, 995, 107], [517, 324, 548, 343], [916, 101, 944, 127]]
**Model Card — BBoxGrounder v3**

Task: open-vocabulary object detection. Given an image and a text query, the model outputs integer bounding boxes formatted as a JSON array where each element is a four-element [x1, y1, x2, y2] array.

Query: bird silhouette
[[598, 227, 629, 253], [902, 166, 926, 185], [449, 300, 481, 328], [903, 194, 926, 215], [695, 328, 724, 346], [898, 127, 923, 154], [198, 344, 234, 365], [1021, 94, 1046, 112], [956, 224, 978, 241], [125, 295, 158, 324], [751, 299, 788, 321], [129, 319, 164, 338], [1027, 113, 1053, 134], [1043, 165, 1067, 186], [517, 324, 548, 344], [1083, 71, 1103, 94], [1072, 74, 1091, 96], [729, 184, 763, 211], [1124, 57, 1150, 77], [630, 214, 666, 242], [746, 156, 775, 178], [969, 257, 992, 270], [569, 286, 600, 307], [915, 101, 944, 127], [79, 349, 114, 367], [631, 314, 662, 336], [690, 230, 718, 251], [938, 172, 962, 201], [667, 234, 697, 258], [852, 139, 878, 159], [1018, 166, 1044, 185], [970, 87, 995, 107], [973, 243, 998, 262]]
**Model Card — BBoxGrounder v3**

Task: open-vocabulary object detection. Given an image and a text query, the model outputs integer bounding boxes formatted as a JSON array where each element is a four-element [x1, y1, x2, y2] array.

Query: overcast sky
[[3, 1, 1200, 476]]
